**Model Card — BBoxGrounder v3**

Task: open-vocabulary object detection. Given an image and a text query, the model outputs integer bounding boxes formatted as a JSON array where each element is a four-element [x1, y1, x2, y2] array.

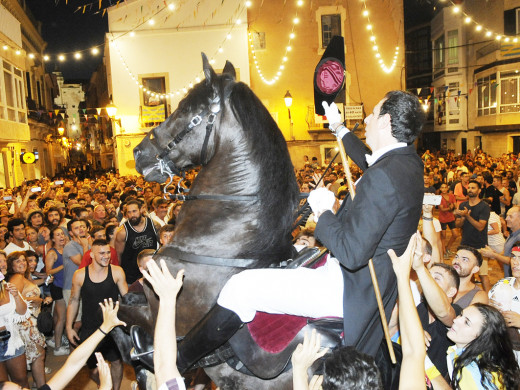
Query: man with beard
[[63, 218, 91, 329], [451, 246, 488, 308], [454, 180, 489, 250], [115, 199, 160, 284]]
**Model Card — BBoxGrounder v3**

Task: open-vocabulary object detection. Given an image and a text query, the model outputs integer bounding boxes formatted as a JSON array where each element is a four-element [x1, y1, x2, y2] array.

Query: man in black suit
[[313, 91, 425, 356], [175, 91, 425, 372]]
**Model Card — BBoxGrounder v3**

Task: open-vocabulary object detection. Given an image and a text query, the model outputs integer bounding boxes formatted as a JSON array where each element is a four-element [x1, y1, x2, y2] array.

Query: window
[[500, 71, 520, 113], [503, 8, 520, 35], [139, 75, 168, 127], [321, 14, 341, 48], [2, 60, 26, 123], [448, 82, 460, 117], [447, 30, 458, 65], [251, 32, 266, 51], [433, 35, 445, 75], [316, 6, 346, 54], [477, 73, 497, 116]]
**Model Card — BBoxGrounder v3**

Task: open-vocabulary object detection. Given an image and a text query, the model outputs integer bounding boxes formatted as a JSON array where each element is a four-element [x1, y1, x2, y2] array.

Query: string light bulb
[[361, 0, 400, 73]]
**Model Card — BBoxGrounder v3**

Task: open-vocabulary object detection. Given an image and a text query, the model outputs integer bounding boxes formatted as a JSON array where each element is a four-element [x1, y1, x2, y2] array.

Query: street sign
[[21, 152, 36, 164], [345, 105, 363, 120]]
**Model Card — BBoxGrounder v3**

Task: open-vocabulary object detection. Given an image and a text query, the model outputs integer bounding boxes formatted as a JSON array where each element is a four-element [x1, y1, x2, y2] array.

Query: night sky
[[26, 0, 108, 81], [25, 0, 437, 81]]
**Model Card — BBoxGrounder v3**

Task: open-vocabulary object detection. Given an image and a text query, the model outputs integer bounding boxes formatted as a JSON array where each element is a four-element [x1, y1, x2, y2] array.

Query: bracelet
[[423, 216, 433, 221], [98, 327, 108, 336]]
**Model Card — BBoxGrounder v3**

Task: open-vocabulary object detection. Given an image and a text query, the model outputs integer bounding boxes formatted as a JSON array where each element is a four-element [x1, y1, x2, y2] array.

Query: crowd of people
[[0, 90, 519, 390], [0, 173, 186, 389]]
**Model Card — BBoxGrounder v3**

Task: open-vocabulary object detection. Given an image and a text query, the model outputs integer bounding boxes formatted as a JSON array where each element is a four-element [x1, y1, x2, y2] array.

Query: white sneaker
[[46, 338, 55, 348], [53, 346, 70, 356]]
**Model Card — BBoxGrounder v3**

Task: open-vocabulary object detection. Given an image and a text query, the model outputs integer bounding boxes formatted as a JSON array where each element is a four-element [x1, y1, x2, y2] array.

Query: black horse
[[114, 53, 328, 389]]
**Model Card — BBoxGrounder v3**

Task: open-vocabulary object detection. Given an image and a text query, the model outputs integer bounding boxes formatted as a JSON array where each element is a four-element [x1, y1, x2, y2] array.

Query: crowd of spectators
[[0, 146, 519, 389], [0, 171, 188, 389]]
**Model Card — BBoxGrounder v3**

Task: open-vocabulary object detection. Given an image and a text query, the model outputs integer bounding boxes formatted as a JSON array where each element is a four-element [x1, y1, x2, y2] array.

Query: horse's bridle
[[149, 95, 222, 181], [146, 94, 260, 203]]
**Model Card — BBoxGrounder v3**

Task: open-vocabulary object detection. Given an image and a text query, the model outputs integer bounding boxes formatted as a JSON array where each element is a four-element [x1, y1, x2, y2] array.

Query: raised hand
[[141, 259, 184, 301], [99, 298, 126, 333]]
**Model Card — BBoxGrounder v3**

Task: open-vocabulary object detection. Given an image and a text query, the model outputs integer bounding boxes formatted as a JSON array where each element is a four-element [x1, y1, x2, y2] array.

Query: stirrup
[[130, 325, 155, 372]]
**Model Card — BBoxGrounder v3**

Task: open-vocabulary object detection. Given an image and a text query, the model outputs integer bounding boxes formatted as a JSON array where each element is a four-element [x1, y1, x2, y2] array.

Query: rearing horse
[[115, 54, 303, 388]]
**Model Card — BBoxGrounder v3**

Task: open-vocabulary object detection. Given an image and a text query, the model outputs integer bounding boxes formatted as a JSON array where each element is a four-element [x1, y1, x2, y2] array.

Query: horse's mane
[[228, 81, 299, 260]]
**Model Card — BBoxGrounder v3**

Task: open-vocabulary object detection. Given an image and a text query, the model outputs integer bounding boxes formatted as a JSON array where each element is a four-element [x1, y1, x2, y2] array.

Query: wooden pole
[[336, 134, 397, 364]]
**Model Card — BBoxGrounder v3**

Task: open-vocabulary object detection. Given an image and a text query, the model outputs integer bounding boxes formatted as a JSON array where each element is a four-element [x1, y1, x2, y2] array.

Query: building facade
[[431, 0, 520, 155], [0, 0, 67, 188], [104, 0, 405, 175]]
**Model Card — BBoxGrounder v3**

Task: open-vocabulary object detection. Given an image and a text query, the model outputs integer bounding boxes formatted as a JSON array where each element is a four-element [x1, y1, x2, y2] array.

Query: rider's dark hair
[[322, 346, 382, 390], [379, 90, 424, 144], [451, 303, 520, 390]]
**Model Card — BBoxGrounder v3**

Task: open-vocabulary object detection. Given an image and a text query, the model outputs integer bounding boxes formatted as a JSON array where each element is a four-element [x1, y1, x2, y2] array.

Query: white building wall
[[106, 0, 249, 175]]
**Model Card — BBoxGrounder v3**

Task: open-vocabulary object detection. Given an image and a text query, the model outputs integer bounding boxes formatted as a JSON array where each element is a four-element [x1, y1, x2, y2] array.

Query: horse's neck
[[191, 126, 259, 196]]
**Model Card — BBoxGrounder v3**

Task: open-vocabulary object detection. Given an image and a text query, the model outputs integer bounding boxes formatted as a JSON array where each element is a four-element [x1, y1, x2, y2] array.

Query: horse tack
[[128, 54, 300, 389], [145, 95, 222, 182], [157, 246, 256, 268]]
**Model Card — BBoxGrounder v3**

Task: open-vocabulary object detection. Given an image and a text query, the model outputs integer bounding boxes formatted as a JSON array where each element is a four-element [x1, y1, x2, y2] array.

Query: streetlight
[[106, 101, 121, 128], [106, 102, 117, 118], [57, 126, 65, 136], [284, 90, 294, 140]]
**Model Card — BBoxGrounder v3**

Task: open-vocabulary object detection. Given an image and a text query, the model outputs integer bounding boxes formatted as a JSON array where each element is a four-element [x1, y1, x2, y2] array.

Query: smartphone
[[31, 187, 41, 193], [423, 194, 442, 206], [2, 196, 11, 201], [55, 180, 64, 185]]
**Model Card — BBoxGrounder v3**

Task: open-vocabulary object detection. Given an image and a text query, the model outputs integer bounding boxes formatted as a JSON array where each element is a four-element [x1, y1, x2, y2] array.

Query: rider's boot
[[177, 304, 242, 374]]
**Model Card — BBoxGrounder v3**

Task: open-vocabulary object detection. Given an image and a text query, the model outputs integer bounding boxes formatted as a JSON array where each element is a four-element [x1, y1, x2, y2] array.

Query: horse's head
[[134, 53, 236, 183]]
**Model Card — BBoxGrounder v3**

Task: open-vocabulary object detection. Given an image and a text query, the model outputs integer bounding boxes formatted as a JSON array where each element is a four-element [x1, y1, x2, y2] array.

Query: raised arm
[[47, 298, 126, 390], [388, 232, 426, 390], [412, 248, 456, 327], [141, 259, 184, 387], [421, 205, 442, 265]]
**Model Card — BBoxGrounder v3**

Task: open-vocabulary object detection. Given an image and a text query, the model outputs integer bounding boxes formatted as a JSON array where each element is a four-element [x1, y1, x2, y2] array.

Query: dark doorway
[[461, 138, 467, 155]]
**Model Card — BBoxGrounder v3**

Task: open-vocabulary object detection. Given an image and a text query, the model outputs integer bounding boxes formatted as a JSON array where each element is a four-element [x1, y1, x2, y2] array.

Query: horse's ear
[[222, 61, 236, 79], [201, 52, 217, 86]]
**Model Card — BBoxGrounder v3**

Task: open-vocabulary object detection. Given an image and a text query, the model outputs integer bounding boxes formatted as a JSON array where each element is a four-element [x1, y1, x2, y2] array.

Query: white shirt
[[4, 241, 35, 256], [365, 142, 408, 167]]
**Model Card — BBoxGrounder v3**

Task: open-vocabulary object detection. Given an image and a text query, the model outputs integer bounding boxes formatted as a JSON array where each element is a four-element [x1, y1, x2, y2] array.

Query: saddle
[[130, 247, 344, 378]]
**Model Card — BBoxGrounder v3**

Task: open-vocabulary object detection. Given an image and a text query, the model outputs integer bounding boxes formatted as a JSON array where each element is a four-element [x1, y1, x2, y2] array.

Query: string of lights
[[447, 0, 519, 42], [248, 0, 304, 85], [360, 0, 400, 74], [112, 1, 246, 99]]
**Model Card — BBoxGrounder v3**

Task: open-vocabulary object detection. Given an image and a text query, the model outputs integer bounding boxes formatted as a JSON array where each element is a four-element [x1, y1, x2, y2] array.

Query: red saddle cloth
[[246, 254, 329, 354]]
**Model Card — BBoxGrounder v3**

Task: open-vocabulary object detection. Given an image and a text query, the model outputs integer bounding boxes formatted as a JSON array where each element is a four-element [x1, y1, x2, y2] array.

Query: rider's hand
[[322, 101, 348, 138], [308, 187, 336, 221]]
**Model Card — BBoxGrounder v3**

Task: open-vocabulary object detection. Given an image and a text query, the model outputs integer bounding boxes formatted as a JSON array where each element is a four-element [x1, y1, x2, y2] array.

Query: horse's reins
[[147, 94, 258, 203]]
